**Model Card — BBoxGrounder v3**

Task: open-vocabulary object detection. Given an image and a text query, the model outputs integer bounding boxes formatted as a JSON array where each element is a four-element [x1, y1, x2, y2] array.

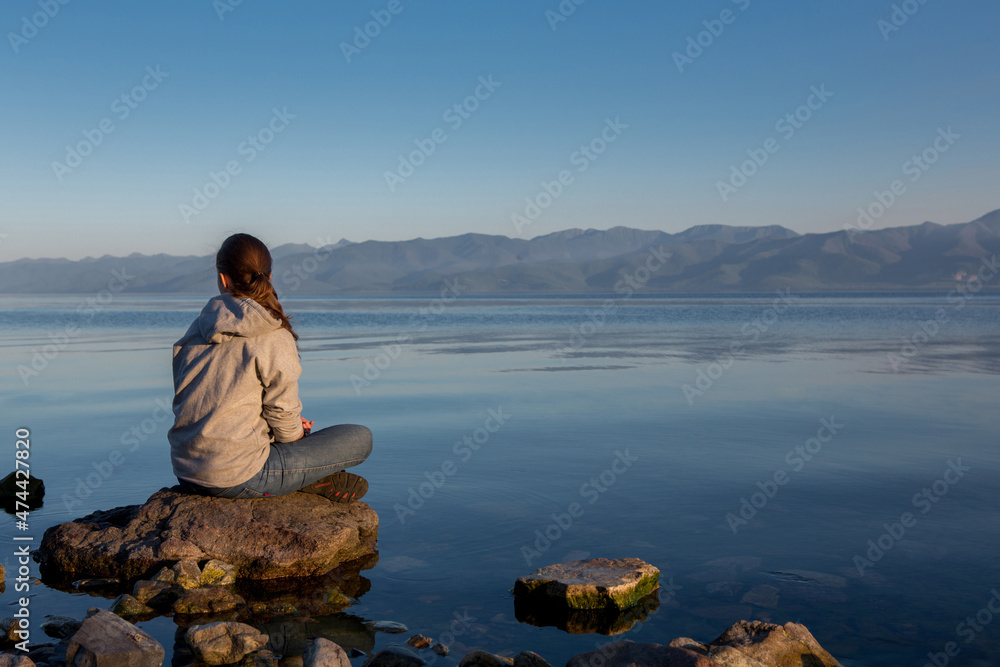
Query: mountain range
[[3, 210, 999, 294]]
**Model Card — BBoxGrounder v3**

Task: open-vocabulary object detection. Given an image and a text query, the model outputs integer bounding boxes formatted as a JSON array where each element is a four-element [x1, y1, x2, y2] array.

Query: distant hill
[[2, 212, 998, 294]]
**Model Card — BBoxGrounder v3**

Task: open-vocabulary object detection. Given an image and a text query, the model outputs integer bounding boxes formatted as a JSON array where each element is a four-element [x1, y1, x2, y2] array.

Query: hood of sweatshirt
[[198, 293, 282, 344]]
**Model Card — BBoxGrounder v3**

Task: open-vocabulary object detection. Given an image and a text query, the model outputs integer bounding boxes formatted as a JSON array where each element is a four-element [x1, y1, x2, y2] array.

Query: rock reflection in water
[[514, 589, 660, 635]]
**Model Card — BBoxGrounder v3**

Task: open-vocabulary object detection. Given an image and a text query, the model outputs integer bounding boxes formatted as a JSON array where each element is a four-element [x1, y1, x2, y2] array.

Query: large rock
[[65, 608, 165, 666], [566, 640, 721, 667], [37, 486, 378, 581], [0, 654, 34, 667], [708, 620, 842, 667], [513, 558, 659, 610]]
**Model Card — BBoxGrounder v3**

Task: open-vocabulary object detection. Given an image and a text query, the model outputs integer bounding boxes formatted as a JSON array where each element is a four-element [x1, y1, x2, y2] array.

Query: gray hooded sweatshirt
[[168, 292, 303, 488]]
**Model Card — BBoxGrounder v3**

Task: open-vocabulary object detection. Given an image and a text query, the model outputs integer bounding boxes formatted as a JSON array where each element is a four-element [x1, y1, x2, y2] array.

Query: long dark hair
[[216, 233, 298, 341]]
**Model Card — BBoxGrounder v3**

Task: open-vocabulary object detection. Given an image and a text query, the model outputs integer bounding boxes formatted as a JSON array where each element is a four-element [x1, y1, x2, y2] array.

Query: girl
[[168, 232, 371, 502]]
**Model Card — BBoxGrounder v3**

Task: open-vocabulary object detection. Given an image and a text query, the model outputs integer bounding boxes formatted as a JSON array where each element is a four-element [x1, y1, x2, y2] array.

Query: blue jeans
[[179, 424, 372, 499]]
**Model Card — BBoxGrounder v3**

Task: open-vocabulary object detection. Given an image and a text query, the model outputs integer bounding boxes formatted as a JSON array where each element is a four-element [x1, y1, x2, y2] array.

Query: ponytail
[[216, 233, 299, 342]]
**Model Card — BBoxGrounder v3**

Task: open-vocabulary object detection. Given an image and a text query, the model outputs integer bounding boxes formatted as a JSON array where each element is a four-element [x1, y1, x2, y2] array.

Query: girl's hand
[[301, 416, 314, 437]]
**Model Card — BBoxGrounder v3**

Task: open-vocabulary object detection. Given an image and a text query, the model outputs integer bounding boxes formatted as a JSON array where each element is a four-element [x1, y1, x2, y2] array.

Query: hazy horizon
[[4, 207, 998, 263]]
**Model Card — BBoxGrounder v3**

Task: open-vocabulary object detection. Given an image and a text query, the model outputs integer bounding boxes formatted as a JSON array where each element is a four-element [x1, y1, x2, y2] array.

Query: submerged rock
[[253, 612, 375, 659], [366, 621, 408, 634], [72, 577, 120, 591], [65, 608, 165, 666], [740, 585, 779, 609], [0, 654, 35, 667], [514, 557, 660, 611], [37, 486, 378, 582], [243, 649, 279, 666]]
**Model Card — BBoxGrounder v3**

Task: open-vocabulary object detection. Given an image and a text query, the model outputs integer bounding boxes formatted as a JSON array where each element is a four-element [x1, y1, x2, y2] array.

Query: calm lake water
[[1, 292, 999, 665]]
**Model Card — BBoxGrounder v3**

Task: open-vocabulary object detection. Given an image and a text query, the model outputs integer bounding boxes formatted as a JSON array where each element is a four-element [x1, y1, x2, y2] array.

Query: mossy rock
[[513, 557, 660, 611]]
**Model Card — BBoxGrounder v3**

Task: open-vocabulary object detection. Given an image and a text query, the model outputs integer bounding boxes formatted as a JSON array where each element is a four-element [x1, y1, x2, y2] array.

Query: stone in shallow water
[[709, 620, 842, 667], [406, 634, 432, 648], [771, 570, 847, 588], [512, 650, 552, 667], [41, 616, 82, 639], [302, 637, 351, 667], [0, 471, 44, 512], [366, 620, 408, 633], [255, 613, 375, 659], [0, 618, 21, 643], [108, 593, 155, 617], [65, 608, 165, 666], [244, 649, 279, 666], [172, 586, 247, 615], [185, 621, 269, 666], [457, 650, 514, 666], [706, 581, 742, 596], [566, 640, 718, 667], [37, 486, 378, 582], [132, 579, 184, 610], [513, 557, 660, 611], [740, 585, 779, 609], [363, 645, 425, 667]]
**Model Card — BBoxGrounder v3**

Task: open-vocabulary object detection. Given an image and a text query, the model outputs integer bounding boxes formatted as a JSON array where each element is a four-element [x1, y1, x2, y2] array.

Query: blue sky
[[2, 0, 998, 261]]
